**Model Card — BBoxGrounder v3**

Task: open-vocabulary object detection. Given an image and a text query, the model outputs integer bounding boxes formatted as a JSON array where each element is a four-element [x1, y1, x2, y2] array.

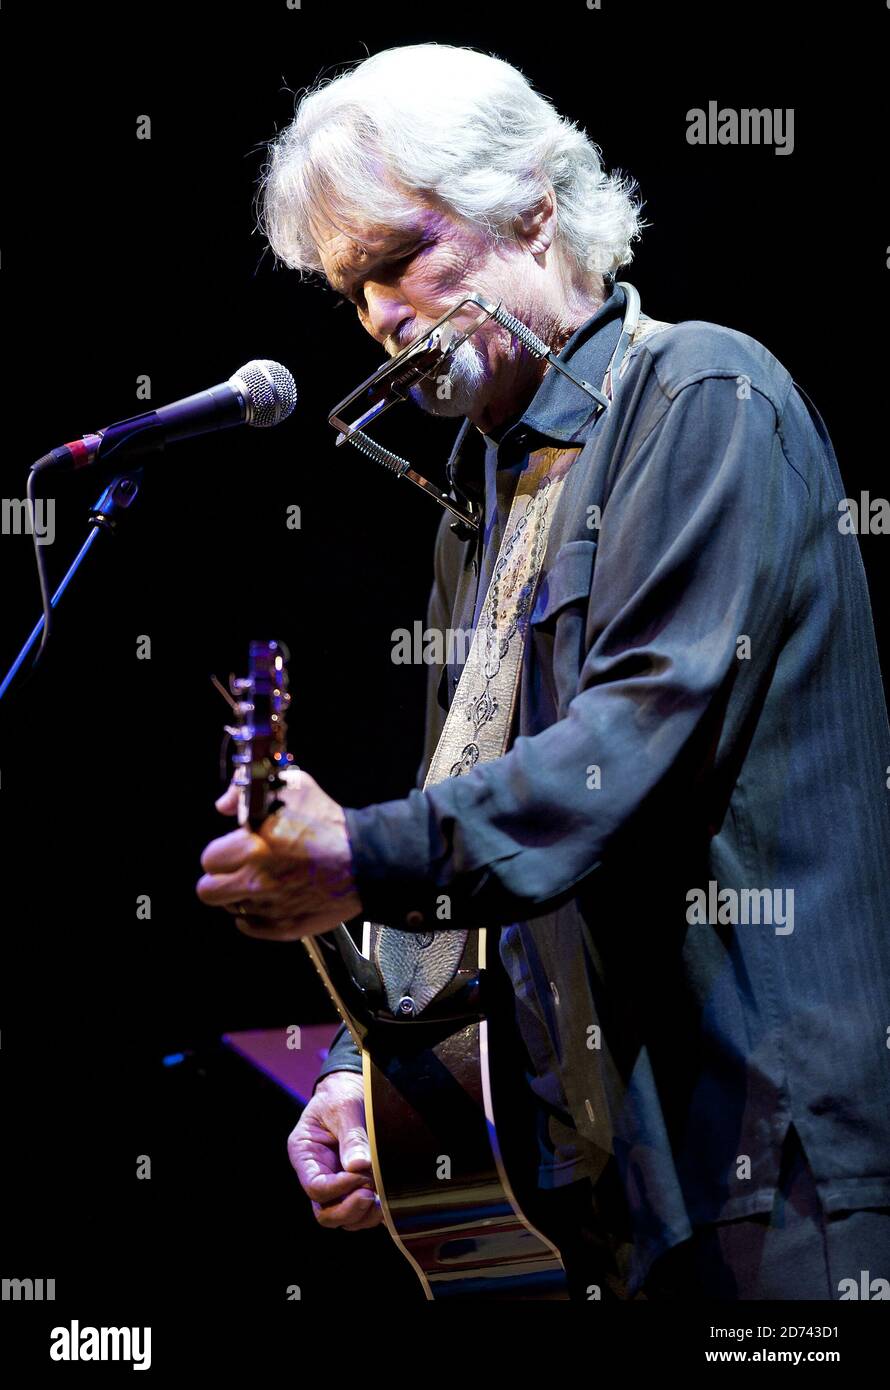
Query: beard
[[407, 335, 489, 418]]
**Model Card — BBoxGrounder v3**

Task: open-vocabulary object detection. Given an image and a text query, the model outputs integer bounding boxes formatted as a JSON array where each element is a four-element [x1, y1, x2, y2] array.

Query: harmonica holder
[[327, 291, 614, 535]]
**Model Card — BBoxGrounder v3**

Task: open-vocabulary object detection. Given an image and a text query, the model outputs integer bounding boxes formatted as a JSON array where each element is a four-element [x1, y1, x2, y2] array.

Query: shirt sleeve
[[342, 374, 810, 931], [312, 1019, 363, 1092]]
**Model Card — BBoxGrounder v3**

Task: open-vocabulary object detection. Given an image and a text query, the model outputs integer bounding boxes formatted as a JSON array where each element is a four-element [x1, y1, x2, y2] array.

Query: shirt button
[[405, 910, 424, 928]]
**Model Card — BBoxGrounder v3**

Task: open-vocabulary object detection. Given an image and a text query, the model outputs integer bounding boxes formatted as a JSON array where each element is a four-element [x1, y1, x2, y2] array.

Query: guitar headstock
[[226, 639, 295, 830]]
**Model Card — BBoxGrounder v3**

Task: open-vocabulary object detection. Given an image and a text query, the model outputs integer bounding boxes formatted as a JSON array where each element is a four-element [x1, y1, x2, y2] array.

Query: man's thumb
[[215, 780, 239, 815], [340, 1125, 373, 1172]]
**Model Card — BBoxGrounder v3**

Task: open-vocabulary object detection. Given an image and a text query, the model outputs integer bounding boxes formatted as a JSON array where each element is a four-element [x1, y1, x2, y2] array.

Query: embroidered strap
[[372, 308, 673, 1014], [373, 443, 580, 1012], [603, 314, 674, 401]]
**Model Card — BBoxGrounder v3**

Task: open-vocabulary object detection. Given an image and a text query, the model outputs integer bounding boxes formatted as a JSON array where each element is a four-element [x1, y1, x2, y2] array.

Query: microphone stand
[[0, 469, 144, 702]]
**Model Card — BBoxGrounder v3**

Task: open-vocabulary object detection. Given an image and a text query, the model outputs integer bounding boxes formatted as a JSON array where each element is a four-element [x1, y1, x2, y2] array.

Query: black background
[[1, 0, 887, 1362]]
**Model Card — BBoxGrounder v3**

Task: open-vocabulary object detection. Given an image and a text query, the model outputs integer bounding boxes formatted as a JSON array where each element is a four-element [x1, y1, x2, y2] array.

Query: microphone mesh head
[[229, 359, 298, 427]]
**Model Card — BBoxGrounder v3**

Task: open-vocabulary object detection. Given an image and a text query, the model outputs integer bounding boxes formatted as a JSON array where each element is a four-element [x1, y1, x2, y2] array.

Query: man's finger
[[195, 865, 268, 907], [215, 782, 240, 815], [303, 1168, 373, 1202], [199, 827, 269, 875], [338, 1201, 384, 1232], [312, 1188, 380, 1229], [339, 1212, 383, 1234], [338, 1124, 375, 1175]]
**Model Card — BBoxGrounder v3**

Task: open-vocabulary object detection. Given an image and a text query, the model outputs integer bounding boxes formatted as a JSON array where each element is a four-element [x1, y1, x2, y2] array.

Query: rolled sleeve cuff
[[312, 1021, 363, 1093], [344, 791, 446, 932]]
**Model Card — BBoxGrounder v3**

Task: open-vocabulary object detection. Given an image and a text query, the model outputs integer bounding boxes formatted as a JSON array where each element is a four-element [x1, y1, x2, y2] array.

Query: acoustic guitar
[[223, 638, 569, 1299]]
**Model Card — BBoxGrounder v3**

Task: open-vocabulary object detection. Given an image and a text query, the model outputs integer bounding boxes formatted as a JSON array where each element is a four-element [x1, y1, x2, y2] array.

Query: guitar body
[[362, 925, 569, 1300], [226, 640, 569, 1299]]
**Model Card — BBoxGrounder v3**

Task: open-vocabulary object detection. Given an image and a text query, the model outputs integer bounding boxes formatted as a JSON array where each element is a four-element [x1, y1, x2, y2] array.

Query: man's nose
[[363, 282, 415, 351]]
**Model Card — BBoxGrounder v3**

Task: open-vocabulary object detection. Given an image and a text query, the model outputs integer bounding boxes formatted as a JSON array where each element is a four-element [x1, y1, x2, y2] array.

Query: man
[[197, 43, 890, 1300]]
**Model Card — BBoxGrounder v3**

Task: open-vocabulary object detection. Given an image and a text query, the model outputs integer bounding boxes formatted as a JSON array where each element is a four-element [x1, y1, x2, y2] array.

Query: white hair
[[260, 43, 645, 286]]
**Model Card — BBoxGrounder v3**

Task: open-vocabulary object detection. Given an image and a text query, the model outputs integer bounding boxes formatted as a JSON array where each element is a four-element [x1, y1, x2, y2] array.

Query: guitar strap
[[372, 307, 673, 1013]]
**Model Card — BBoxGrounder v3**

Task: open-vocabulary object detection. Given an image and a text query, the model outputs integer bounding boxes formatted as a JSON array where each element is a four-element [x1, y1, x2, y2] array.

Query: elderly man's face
[[315, 197, 544, 422]]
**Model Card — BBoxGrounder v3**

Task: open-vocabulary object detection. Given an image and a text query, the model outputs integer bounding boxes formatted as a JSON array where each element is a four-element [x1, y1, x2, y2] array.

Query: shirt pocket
[[530, 539, 598, 625], [529, 539, 597, 716]]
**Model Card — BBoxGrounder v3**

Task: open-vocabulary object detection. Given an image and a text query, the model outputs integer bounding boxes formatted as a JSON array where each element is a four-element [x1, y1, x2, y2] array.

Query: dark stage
[[1, 0, 888, 1368]]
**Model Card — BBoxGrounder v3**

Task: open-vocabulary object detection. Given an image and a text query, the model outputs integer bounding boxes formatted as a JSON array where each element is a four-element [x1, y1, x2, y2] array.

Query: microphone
[[40, 359, 298, 471]]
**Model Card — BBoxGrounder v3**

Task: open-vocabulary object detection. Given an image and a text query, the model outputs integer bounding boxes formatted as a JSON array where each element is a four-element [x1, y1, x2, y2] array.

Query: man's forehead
[[324, 226, 408, 266], [314, 205, 440, 285]]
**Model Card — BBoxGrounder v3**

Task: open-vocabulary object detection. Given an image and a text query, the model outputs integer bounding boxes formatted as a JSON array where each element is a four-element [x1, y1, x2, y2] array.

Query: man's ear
[[514, 185, 557, 257]]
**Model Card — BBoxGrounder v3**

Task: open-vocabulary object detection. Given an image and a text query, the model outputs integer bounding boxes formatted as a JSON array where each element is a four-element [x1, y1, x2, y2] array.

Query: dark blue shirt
[[317, 281, 890, 1294]]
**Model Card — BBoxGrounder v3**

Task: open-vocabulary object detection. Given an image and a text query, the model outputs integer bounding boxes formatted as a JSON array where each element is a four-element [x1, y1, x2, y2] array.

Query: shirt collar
[[510, 279, 628, 444], [446, 280, 629, 502]]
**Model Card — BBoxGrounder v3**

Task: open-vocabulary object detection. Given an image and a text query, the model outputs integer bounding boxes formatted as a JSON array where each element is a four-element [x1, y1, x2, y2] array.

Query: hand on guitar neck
[[198, 642, 380, 1234], [196, 771, 362, 940]]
